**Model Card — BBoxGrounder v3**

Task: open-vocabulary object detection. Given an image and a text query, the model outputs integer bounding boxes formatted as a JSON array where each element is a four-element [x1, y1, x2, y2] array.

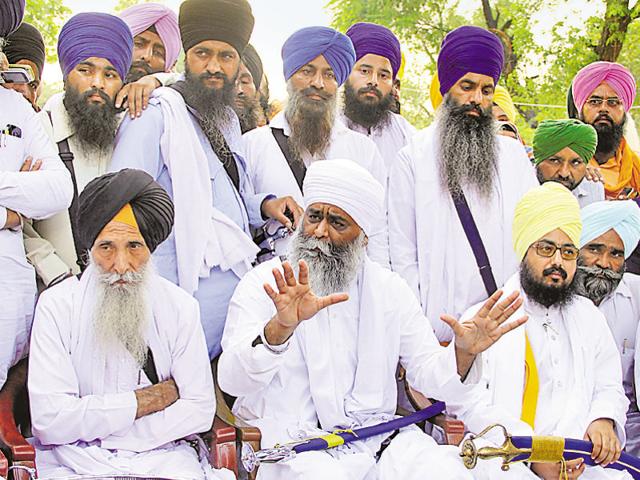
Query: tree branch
[[481, 0, 498, 29], [631, 0, 640, 20]]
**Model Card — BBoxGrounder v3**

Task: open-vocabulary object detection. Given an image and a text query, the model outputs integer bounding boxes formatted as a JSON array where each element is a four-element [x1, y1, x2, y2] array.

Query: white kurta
[[241, 112, 390, 266], [0, 88, 72, 389], [218, 256, 530, 480], [463, 274, 630, 479], [340, 112, 416, 170], [388, 127, 538, 341], [598, 273, 640, 456], [28, 266, 231, 480]]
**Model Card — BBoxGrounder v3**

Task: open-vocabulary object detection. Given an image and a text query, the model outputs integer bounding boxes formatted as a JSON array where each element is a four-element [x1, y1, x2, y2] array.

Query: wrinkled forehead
[[306, 202, 356, 223]]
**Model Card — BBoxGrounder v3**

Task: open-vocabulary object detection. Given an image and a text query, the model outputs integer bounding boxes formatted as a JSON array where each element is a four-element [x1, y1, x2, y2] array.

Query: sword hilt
[[460, 424, 531, 471], [241, 442, 296, 473]]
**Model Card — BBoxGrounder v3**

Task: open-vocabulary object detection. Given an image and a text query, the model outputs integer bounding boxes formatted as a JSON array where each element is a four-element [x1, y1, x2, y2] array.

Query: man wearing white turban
[[218, 159, 530, 480], [576, 200, 640, 457]]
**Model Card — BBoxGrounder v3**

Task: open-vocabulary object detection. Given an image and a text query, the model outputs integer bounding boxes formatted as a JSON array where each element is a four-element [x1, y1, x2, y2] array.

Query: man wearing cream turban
[[388, 25, 538, 342], [533, 119, 605, 207], [575, 200, 640, 457], [461, 182, 630, 480], [242, 26, 389, 266], [571, 61, 640, 199], [220, 159, 530, 480]]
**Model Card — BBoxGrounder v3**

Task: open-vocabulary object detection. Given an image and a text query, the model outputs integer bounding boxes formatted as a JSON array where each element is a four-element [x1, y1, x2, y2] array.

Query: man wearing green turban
[[534, 119, 604, 207]]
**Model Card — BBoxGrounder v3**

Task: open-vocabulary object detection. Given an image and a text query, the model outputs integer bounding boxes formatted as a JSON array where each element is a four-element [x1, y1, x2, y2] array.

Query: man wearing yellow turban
[[461, 182, 629, 479]]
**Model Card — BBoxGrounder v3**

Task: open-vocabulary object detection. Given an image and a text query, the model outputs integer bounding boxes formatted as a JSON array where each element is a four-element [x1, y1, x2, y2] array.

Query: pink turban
[[120, 3, 180, 71], [572, 61, 637, 113]]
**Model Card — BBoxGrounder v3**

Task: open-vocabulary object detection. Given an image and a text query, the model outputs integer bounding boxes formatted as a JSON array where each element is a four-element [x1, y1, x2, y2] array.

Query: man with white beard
[[28, 169, 232, 480], [388, 26, 538, 342], [218, 159, 531, 480]]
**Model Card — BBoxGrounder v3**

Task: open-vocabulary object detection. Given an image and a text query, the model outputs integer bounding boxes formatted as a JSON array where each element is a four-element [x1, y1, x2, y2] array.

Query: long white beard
[[288, 230, 366, 296], [92, 257, 152, 367]]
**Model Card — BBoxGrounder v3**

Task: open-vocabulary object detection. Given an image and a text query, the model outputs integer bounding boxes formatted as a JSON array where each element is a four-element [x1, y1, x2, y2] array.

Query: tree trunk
[[595, 0, 638, 62]]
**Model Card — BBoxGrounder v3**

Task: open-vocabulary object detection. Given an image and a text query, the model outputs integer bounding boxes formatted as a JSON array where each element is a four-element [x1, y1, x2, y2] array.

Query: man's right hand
[[115, 75, 162, 119], [134, 378, 179, 419], [263, 260, 348, 345], [530, 459, 585, 479]]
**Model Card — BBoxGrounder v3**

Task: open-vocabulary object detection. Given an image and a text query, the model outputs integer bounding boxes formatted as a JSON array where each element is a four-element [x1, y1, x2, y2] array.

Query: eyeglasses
[[531, 241, 578, 260], [586, 97, 623, 108]]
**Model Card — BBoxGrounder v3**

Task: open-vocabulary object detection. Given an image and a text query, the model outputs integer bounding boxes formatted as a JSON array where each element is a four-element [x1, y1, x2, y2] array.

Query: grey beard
[[288, 230, 366, 296], [574, 261, 624, 305], [285, 81, 336, 159], [92, 258, 152, 367], [436, 95, 498, 198]]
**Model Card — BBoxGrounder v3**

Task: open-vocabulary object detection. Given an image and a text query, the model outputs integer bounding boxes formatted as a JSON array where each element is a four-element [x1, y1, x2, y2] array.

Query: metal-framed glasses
[[586, 96, 623, 108], [531, 240, 578, 260]]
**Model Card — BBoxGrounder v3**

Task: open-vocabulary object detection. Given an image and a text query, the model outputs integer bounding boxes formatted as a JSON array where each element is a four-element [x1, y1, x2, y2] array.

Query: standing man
[[571, 61, 639, 199], [388, 26, 538, 341], [110, 0, 300, 359], [235, 44, 268, 133], [575, 200, 640, 457], [242, 26, 389, 264], [533, 119, 604, 207], [342, 22, 415, 169]]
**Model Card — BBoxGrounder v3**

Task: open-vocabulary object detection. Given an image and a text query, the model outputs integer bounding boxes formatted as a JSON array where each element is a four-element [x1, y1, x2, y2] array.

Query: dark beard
[[342, 81, 394, 130], [125, 60, 154, 84], [589, 114, 625, 156], [437, 95, 498, 198], [234, 95, 261, 134], [63, 84, 119, 152], [574, 257, 624, 306], [285, 84, 336, 158], [520, 261, 576, 309], [535, 166, 581, 191]]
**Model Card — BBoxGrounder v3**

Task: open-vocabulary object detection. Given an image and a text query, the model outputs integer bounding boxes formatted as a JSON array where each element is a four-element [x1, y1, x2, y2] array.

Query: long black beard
[[342, 81, 394, 130], [574, 258, 624, 306], [125, 60, 154, 84], [63, 85, 119, 152], [520, 261, 576, 309], [585, 114, 626, 156], [437, 95, 498, 198], [285, 83, 336, 158], [234, 95, 261, 134]]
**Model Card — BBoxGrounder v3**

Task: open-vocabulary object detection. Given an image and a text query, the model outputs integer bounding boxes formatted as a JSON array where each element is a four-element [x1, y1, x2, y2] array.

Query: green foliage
[[22, 0, 71, 63]]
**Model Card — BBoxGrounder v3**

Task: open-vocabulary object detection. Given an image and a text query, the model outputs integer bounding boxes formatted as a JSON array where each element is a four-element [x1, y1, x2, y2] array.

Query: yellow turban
[[512, 182, 582, 260], [493, 85, 517, 123], [430, 72, 443, 110]]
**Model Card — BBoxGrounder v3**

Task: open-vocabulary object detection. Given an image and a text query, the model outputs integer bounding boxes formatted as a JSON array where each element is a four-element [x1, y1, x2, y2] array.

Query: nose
[[310, 70, 325, 90], [112, 250, 130, 275], [91, 72, 105, 90], [205, 57, 222, 75], [314, 218, 329, 239], [557, 163, 571, 179], [595, 253, 613, 270], [139, 45, 153, 63], [470, 87, 483, 105]]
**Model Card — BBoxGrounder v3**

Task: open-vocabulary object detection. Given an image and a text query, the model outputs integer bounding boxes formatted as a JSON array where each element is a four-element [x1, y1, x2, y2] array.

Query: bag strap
[[451, 192, 498, 296], [142, 348, 160, 385], [270, 127, 306, 190]]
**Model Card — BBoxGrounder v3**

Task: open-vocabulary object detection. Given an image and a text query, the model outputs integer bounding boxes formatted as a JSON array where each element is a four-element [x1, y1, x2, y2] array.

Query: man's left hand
[[585, 418, 621, 467], [261, 196, 304, 231], [442, 289, 528, 356], [585, 166, 604, 184]]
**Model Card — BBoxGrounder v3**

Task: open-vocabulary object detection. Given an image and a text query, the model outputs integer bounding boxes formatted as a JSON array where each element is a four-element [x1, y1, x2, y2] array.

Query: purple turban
[[120, 3, 181, 71], [57, 13, 133, 81], [437, 25, 504, 95], [572, 61, 637, 113], [0, 0, 25, 38], [346, 22, 401, 79], [282, 26, 355, 86]]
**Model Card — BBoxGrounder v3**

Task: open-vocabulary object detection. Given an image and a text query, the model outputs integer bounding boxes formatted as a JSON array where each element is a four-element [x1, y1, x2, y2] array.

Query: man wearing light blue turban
[[576, 199, 640, 457]]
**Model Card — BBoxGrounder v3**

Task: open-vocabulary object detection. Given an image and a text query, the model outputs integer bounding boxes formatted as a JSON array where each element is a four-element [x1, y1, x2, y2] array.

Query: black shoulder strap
[[142, 348, 159, 385], [451, 192, 498, 296], [270, 127, 306, 190]]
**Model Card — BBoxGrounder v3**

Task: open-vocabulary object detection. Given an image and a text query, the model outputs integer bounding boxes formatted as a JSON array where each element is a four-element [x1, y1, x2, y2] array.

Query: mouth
[[465, 110, 480, 117], [595, 117, 612, 126], [306, 93, 325, 101], [203, 77, 223, 87], [88, 94, 106, 104]]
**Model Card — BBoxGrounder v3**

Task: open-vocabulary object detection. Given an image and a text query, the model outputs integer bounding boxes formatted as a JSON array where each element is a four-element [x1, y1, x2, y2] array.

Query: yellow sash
[[521, 333, 539, 428], [589, 138, 640, 199]]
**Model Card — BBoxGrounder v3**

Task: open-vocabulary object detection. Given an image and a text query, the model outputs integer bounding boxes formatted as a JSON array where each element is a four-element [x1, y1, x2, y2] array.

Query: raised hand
[[441, 289, 528, 356]]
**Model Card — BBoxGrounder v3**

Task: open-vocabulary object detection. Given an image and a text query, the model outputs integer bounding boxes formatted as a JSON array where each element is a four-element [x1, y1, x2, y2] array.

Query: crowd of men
[[2, 0, 640, 478]]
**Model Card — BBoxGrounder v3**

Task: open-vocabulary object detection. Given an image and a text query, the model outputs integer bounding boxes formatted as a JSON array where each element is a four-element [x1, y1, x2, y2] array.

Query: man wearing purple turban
[[242, 26, 389, 266], [571, 61, 640, 200], [388, 25, 538, 342], [342, 22, 416, 170]]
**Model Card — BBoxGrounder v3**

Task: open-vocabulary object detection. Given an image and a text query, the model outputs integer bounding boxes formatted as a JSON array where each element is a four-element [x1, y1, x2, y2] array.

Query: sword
[[242, 401, 446, 472]]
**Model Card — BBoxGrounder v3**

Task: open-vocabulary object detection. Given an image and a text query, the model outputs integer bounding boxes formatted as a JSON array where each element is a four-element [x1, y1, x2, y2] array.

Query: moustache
[[543, 267, 568, 280], [300, 87, 332, 101], [200, 71, 229, 82], [357, 85, 382, 99], [578, 264, 623, 281], [98, 270, 145, 287], [130, 60, 153, 76], [595, 113, 613, 124], [82, 88, 112, 105]]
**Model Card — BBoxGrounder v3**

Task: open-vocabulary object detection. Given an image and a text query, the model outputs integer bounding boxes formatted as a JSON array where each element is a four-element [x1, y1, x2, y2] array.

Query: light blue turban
[[282, 26, 355, 86], [580, 200, 640, 258]]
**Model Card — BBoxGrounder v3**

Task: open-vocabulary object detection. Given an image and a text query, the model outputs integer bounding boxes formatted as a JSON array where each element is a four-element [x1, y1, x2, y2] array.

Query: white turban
[[580, 200, 640, 258], [302, 159, 384, 237]]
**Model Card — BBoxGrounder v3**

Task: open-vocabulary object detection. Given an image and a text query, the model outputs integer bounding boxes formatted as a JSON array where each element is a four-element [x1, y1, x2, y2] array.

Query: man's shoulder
[[242, 123, 273, 144], [35, 275, 80, 313], [619, 272, 640, 296]]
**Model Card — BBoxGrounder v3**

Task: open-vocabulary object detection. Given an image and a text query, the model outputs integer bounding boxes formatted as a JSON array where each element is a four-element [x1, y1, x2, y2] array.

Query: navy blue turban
[[346, 22, 402, 79], [0, 0, 24, 38], [282, 26, 355, 86], [437, 25, 504, 95], [5, 23, 46, 79], [57, 13, 133, 80]]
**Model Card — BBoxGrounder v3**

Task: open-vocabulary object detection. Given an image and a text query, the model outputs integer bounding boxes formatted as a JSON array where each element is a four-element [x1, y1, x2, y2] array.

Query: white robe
[[463, 274, 631, 479], [598, 273, 640, 456], [28, 266, 232, 480], [0, 88, 72, 389], [218, 256, 530, 480], [387, 126, 538, 342], [241, 112, 390, 266]]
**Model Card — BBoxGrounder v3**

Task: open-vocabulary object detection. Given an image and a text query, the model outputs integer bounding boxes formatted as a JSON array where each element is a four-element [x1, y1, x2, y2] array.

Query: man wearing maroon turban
[[388, 25, 538, 343]]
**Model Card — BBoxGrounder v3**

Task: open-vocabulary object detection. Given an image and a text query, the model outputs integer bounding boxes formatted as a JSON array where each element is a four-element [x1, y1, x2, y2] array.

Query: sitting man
[[575, 200, 640, 457], [28, 169, 230, 480], [463, 182, 629, 479], [533, 119, 604, 207], [219, 159, 530, 480]]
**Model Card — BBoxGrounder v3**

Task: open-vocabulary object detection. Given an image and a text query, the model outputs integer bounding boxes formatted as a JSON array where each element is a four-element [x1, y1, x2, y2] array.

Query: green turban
[[532, 119, 597, 165]]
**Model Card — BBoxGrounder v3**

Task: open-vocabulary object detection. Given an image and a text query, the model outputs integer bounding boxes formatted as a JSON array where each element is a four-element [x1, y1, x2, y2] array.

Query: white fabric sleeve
[[22, 220, 70, 286], [365, 144, 391, 268], [151, 71, 182, 87]]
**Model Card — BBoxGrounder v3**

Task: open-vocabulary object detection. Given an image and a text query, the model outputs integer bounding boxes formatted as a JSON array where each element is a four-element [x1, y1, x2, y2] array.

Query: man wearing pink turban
[[571, 61, 640, 200], [120, 3, 180, 83]]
